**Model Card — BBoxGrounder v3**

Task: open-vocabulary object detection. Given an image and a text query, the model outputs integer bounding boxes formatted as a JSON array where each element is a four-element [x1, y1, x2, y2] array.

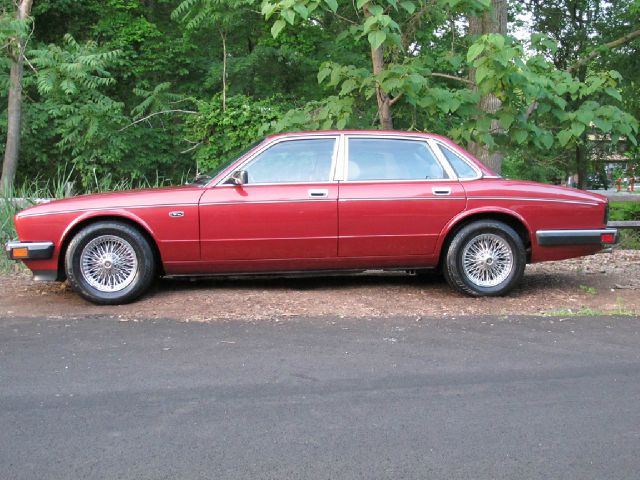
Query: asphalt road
[[1, 314, 639, 480]]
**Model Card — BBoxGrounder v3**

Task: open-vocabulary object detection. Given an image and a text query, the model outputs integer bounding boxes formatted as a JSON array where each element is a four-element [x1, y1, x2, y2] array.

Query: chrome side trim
[[338, 178, 458, 184], [200, 198, 336, 207], [339, 197, 466, 202], [468, 196, 600, 206], [536, 228, 619, 246], [18, 203, 198, 218]]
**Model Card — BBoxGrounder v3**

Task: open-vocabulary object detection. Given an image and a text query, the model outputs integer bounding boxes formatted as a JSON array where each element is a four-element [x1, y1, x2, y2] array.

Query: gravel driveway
[[1, 250, 639, 321]]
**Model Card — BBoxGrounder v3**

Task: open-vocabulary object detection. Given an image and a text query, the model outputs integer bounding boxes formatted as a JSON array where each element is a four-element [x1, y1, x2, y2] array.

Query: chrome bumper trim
[[536, 229, 619, 246], [5, 241, 55, 260]]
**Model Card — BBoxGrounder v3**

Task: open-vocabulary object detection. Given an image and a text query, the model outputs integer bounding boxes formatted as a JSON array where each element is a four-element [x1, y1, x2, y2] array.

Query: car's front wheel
[[443, 220, 526, 296], [65, 221, 156, 305]]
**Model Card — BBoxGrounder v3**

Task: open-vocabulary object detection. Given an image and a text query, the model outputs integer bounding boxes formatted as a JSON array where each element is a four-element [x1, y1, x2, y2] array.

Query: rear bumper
[[536, 228, 619, 246], [5, 240, 55, 260]]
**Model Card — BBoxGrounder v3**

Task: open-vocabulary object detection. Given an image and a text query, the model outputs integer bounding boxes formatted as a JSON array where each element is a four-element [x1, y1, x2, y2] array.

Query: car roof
[[264, 130, 497, 176]]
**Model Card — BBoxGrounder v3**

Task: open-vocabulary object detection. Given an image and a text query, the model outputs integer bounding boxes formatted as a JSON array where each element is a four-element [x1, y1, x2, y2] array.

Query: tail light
[[601, 232, 616, 244]]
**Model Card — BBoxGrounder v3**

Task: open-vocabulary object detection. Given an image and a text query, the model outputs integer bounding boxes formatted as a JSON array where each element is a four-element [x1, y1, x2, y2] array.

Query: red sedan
[[6, 131, 617, 304]]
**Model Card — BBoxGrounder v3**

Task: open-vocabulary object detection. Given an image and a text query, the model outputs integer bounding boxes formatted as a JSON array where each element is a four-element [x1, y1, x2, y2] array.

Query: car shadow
[[154, 270, 446, 293]]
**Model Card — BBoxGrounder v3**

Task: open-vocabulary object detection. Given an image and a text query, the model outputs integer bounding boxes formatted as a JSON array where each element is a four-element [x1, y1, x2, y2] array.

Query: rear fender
[[435, 206, 533, 254]]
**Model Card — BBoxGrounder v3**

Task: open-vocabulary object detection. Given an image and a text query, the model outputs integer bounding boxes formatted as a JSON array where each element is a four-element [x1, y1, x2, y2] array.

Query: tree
[[0, 0, 33, 193], [467, 0, 507, 173], [262, 0, 490, 130], [525, 0, 640, 187], [172, 0, 255, 111]]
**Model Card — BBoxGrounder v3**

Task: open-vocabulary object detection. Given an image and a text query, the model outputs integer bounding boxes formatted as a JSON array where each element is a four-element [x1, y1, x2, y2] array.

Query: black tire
[[443, 220, 526, 296], [65, 221, 156, 305]]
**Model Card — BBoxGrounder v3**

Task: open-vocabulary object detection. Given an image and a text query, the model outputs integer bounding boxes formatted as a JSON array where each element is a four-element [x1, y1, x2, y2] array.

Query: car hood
[[16, 185, 205, 218]]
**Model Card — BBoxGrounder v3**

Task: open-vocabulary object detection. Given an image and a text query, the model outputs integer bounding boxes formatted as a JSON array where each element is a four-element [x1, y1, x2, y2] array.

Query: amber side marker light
[[601, 233, 616, 244], [11, 247, 29, 259]]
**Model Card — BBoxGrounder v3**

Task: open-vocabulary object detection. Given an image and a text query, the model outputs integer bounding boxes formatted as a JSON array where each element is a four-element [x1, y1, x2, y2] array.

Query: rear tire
[[443, 220, 525, 296], [65, 221, 156, 305]]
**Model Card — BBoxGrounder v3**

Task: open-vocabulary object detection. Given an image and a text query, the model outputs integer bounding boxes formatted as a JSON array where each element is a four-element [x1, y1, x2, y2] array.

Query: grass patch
[[544, 307, 637, 316], [579, 285, 597, 295]]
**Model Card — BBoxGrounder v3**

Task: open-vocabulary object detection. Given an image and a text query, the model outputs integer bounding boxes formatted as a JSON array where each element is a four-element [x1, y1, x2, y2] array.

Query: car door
[[199, 136, 339, 262], [338, 135, 466, 257]]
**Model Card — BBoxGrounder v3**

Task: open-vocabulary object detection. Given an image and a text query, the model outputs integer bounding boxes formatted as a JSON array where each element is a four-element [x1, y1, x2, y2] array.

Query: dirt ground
[[1, 249, 639, 321]]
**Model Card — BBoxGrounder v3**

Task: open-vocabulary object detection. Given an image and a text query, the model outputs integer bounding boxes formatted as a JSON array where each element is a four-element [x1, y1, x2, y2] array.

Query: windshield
[[191, 138, 264, 186]]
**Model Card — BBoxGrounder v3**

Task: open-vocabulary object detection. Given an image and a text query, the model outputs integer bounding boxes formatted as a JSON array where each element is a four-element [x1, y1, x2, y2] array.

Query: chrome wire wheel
[[80, 235, 138, 293], [461, 233, 514, 288]]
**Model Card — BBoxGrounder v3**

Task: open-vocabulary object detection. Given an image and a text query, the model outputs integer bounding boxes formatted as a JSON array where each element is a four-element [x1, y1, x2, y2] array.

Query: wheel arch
[[57, 212, 164, 280], [436, 208, 532, 269]]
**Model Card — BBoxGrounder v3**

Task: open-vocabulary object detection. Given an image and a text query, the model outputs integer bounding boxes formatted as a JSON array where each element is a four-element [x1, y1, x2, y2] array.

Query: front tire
[[443, 220, 526, 296], [65, 221, 156, 305]]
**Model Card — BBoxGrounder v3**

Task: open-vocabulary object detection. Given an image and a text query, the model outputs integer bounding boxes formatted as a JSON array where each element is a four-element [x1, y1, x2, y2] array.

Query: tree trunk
[[576, 144, 587, 189], [362, 5, 394, 130], [0, 0, 34, 194], [370, 45, 393, 130], [467, 0, 507, 174]]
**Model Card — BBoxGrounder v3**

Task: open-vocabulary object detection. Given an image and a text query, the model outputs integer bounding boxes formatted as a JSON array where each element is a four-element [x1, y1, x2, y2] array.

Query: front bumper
[[536, 228, 619, 247], [5, 240, 55, 260]]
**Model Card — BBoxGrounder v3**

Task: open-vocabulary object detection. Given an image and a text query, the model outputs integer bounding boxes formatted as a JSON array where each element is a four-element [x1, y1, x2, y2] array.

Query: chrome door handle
[[432, 187, 451, 196], [308, 189, 329, 198]]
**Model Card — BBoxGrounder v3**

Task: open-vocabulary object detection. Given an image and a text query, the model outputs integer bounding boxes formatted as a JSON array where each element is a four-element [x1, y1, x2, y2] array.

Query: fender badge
[[169, 211, 185, 218]]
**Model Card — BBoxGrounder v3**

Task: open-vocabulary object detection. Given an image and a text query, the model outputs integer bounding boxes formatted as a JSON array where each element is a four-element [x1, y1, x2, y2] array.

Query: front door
[[199, 136, 339, 262], [338, 136, 466, 257]]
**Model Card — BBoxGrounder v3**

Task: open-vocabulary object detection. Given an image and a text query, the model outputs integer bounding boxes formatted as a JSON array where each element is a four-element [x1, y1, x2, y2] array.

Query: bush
[[610, 201, 640, 249], [185, 94, 286, 173]]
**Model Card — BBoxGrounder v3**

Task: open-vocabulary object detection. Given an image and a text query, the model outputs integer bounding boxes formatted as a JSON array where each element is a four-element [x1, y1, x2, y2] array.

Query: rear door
[[338, 135, 466, 257]]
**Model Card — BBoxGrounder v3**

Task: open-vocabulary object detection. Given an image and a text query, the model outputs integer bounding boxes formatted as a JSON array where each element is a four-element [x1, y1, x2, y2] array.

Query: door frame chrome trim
[[342, 135, 455, 182], [214, 135, 341, 187], [468, 196, 600, 206], [429, 139, 483, 181]]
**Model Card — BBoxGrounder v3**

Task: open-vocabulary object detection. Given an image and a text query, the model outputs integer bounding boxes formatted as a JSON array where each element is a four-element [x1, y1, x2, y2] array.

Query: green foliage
[[610, 201, 640, 249], [185, 94, 286, 172], [609, 201, 640, 222], [266, 95, 358, 132], [27, 34, 130, 187], [0, 0, 637, 196], [460, 32, 638, 163]]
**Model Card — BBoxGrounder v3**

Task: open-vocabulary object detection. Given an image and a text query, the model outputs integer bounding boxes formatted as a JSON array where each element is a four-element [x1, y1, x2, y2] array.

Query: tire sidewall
[[65, 222, 155, 304]]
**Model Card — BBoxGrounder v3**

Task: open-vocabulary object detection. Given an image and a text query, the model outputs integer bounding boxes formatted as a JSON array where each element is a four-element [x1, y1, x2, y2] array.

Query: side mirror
[[226, 170, 248, 186]]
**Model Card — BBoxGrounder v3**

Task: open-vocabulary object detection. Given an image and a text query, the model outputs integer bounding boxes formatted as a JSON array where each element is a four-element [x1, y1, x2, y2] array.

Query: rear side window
[[347, 138, 448, 181], [438, 144, 478, 179]]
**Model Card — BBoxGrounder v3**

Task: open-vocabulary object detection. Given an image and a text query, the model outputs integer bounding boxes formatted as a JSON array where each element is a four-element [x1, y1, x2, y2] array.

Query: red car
[[6, 131, 617, 304]]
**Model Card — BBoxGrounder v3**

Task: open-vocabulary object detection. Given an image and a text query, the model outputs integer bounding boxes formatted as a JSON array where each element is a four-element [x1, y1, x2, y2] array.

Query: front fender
[[60, 209, 159, 251]]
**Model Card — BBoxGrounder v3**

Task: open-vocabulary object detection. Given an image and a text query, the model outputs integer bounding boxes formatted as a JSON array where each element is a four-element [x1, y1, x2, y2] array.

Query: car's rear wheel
[[65, 221, 155, 305], [443, 220, 525, 296]]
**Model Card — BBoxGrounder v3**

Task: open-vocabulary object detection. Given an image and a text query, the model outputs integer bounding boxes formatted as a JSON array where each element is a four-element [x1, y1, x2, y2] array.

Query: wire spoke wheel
[[461, 233, 514, 288], [80, 235, 138, 293]]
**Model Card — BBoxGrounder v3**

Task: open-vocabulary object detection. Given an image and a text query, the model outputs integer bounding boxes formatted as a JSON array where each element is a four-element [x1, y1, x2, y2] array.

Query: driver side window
[[244, 138, 336, 184]]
